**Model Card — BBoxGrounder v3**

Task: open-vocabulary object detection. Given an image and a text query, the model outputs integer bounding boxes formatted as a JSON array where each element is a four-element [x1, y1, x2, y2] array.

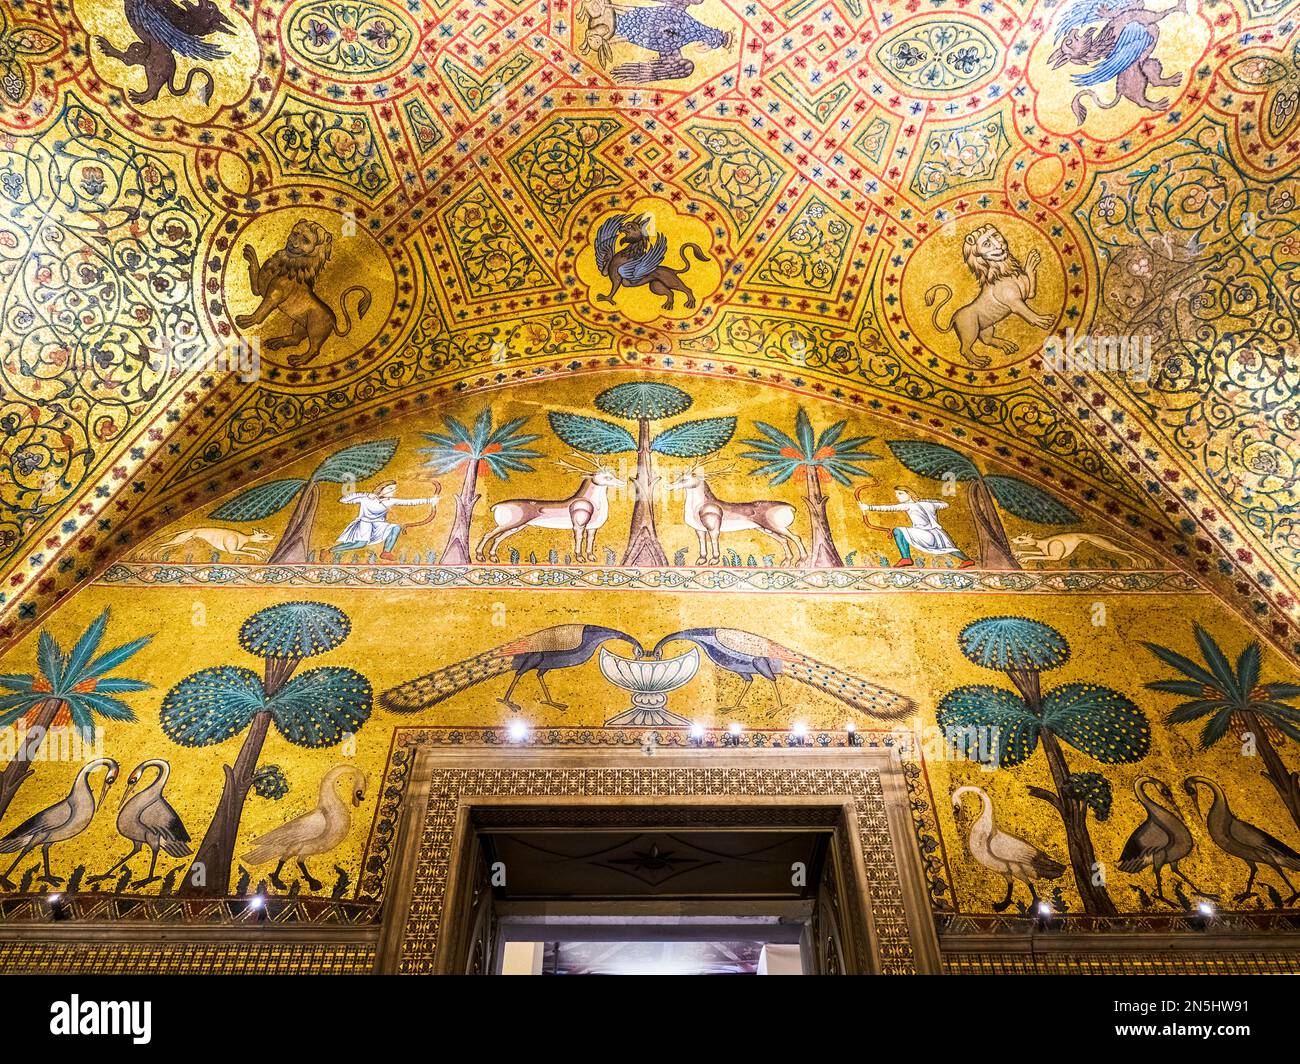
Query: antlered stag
[[667, 460, 806, 566], [475, 455, 624, 563]]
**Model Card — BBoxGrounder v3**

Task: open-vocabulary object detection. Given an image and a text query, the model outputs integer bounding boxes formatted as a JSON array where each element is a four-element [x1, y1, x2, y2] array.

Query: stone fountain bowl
[[598, 646, 698, 728], [599, 646, 699, 693]]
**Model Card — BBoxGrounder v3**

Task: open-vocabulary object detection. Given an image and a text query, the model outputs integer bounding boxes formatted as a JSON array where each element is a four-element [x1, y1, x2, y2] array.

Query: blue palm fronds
[[0, 608, 151, 739], [418, 409, 543, 479], [1144, 625, 1300, 748], [741, 408, 880, 485]]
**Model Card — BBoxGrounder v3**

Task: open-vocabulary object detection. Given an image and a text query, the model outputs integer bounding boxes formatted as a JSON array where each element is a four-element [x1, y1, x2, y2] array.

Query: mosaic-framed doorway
[[374, 747, 941, 974]]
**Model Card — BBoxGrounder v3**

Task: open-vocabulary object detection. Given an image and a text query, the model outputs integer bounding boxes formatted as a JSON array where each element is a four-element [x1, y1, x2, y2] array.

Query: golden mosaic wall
[[1, 0, 1299, 949], [0, 366, 1295, 929]]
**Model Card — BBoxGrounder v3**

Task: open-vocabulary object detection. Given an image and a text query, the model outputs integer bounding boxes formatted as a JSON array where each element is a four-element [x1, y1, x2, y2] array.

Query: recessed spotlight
[[689, 723, 705, 745], [507, 719, 529, 743]]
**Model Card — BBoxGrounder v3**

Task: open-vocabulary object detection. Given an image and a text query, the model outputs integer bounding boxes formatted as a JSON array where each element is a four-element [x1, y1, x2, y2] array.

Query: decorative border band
[[96, 562, 1200, 595], [0, 941, 375, 975]]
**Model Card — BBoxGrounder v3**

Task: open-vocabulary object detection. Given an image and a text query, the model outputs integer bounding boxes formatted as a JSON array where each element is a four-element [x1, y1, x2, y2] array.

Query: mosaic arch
[[2, 0, 1300, 938]]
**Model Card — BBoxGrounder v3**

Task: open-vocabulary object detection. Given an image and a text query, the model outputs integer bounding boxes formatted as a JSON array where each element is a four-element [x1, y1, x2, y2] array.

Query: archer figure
[[858, 487, 976, 569], [331, 481, 440, 562]]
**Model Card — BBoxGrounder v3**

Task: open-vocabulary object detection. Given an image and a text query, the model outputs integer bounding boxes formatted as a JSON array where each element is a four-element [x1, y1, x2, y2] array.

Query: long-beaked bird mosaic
[[381, 624, 644, 714]]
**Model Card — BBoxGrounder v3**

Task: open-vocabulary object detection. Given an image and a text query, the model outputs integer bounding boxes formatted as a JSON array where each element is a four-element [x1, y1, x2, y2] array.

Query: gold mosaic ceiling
[[0, 0, 1298, 659]]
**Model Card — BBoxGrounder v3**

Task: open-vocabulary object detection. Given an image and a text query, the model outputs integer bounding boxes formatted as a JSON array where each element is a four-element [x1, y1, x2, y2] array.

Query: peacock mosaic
[[0, 0, 1298, 938]]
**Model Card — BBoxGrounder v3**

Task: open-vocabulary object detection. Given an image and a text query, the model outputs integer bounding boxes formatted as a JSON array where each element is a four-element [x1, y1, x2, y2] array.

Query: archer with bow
[[855, 482, 975, 569], [329, 479, 441, 562]]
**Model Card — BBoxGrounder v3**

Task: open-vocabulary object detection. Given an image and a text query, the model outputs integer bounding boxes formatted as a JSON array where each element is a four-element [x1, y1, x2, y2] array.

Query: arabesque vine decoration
[[1080, 118, 1300, 575]]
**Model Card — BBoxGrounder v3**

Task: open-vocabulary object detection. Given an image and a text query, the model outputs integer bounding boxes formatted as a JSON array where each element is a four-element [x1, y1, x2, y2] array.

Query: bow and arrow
[[854, 480, 895, 539], [404, 479, 443, 530]]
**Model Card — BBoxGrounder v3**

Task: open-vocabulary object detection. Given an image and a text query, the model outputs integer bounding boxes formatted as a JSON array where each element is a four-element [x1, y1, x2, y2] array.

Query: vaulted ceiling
[[1, 0, 1298, 660]]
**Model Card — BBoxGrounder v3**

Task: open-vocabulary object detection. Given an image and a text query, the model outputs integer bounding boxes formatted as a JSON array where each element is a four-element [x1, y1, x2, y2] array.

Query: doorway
[[502, 934, 807, 975], [374, 747, 940, 974]]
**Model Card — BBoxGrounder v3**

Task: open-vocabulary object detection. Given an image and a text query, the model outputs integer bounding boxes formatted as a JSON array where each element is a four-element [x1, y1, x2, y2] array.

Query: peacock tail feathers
[[380, 646, 515, 713], [714, 628, 913, 719], [783, 656, 912, 719], [774, 642, 913, 719]]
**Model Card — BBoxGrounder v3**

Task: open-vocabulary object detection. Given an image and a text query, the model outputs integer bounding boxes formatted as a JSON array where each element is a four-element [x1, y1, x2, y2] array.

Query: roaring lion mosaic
[[924, 225, 1057, 369]]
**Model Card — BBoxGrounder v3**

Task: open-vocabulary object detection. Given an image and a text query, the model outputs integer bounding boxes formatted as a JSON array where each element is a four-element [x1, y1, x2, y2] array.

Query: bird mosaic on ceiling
[[0, 0, 1297, 664]]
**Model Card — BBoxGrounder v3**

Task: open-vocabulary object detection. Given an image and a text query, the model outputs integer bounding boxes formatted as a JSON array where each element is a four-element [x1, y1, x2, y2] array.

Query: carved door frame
[[374, 747, 941, 974]]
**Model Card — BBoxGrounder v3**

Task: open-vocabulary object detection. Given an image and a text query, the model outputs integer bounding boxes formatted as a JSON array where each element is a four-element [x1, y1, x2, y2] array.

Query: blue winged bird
[[381, 625, 644, 714], [650, 628, 914, 719], [96, 0, 236, 105], [579, 0, 733, 83]]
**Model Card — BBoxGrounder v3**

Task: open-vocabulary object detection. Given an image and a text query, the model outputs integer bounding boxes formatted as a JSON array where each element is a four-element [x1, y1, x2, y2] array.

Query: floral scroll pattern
[[679, 306, 1135, 497], [444, 184, 553, 299], [1228, 40, 1300, 145], [265, 97, 390, 196], [286, 1, 416, 77], [440, 53, 535, 114], [684, 312, 865, 372], [754, 198, 851, 293], [853, 116, 891, 165], [874, 20, 999, 94], [1079, 118, 1300, 573], [684, 125, 787, 236], [767, 70, 854, 125], [0, 6, 58, 106], [910, 115, 1008, 200], [0, 98, 208, 566], [401, 96, 444, 159], [507, 118, 622, 236]]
